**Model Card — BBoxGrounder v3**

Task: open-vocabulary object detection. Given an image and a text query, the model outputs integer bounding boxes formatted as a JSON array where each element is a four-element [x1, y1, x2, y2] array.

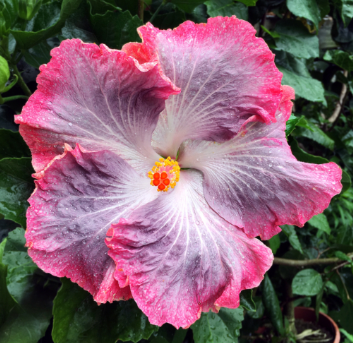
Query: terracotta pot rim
[[294, 306, 340, 343]]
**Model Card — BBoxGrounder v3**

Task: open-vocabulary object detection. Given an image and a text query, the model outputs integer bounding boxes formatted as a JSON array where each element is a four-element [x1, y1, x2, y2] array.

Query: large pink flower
[[16, 17, 342, 328]]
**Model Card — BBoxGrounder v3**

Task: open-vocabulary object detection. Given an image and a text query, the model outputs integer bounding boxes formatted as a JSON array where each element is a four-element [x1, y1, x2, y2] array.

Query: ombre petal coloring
[[26, 145, 159, 303], [123, 17, 282, 158], [15, 39, 179, 173], [178, 86, 342, 240], [106, 170, 273, 328]]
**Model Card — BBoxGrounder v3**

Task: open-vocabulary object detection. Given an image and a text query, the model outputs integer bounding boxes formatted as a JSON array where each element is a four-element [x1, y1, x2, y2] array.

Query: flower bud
[[0, 56, 10, 93], [17, 0, 42, 21]]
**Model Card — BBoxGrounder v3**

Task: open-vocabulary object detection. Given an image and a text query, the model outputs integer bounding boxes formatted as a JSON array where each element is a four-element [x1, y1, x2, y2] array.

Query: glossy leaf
[[286, 0, 321, 28], [281, 225, 303, 253], [0, 157, 34, 228], [10, 0, 82, 49], [285, 114, 305, 137], [324, 50, 353, 71], [0, 129, 30, 160], [262, 274, 284, 335], [308, 213, 331, 234], [275, 20, 319, 59], [288, 138, 329, 164], [295, 121, 335, 150], [22, 37, 60, 69], [0, 239, 16, 327], [205, 0, 248, 20], [191, 308, 244, 343], [240, 289, 256, 312], [89, 9, 142, 49], [268, 234, 281, 254], [292, 269, 323, 296], [52, 278, 157, 343], [0, 228, 55, 343], [279, 65, 325, 102], [341, 170, 352, 194], [338, 300, 353, 334]]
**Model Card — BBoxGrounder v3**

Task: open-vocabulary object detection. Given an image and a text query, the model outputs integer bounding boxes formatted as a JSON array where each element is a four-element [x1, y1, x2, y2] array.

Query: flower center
[[148, 157, 180, 192]]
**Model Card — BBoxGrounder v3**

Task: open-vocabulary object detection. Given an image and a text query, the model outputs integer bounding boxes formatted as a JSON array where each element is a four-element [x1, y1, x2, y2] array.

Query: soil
[[295, 319, 334, 343]]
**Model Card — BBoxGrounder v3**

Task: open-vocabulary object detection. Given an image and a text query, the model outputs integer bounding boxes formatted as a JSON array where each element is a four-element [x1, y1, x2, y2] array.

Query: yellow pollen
[[148, 156, 180, 192]]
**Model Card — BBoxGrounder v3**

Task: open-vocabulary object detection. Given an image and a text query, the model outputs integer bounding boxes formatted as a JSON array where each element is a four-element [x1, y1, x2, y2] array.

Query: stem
[[273, 253, 353, 266], [336, 270, 350, 300], [2, 95, 29, 103], [284, 281, 297, 337], [328, 70, 348, 123], [12, 65, 32, 96], [149, 2, 163, 23], [137, 0, 144, 21]]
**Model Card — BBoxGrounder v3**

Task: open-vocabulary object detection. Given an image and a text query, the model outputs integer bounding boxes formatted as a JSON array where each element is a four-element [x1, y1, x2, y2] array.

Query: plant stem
[[137, 0, 144, 21], [273, 253, 353, 266], [2, 95, 29, 103], [149, 2, 163, 23], [284, 281, 297, 337], [336, 270, 350, 300], [12, 65, 32, 97], [328, 70, 348, 123]]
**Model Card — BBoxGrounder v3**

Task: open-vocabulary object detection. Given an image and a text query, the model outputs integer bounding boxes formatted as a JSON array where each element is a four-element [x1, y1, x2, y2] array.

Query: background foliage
[[0, 0, 353, 342]]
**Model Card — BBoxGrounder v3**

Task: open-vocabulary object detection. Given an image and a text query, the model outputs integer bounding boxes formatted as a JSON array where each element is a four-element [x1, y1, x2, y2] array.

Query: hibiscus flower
[[15, 16, 342, 328]]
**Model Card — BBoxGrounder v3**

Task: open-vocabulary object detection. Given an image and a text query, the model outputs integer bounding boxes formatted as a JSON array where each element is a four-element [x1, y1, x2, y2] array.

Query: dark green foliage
[[0, 0, 352, 342]]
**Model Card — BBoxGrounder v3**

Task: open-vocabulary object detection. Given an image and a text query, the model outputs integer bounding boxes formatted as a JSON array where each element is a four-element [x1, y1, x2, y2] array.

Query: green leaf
[[288, 137, 329, 164], [295, 121, 335, 150], [338, 299, 353, 334], [205, 0, 248, 20], [341, 170, 351, 194], [52, 277, 157, 343], [0, 228, 55, 343], [262, 274, 284, 335], [279, 66, 325, 102], [315, 285, 324, 319], [22, 37, 60, 69], [0, 239, 16, 327], [308, 213, 331, 234], [237, 0, 257, 5], [339, 0, 353, 27], [335, 251, 352, 263], [87, 0, 119, 15], [274, 20, 319, 59], [286, 114, 305, 137], [191, 307, 244, 343], [268, 234, 281, 254], [247, 297, 265, 319], [0, 157, 34, 228], [0, 0, 18, 33], [169, 0, 204, 13], [10, 0, 82, 49], [0, 129, 30, 160], [60, 1, 97, 42], [292, 269, 323, 296], [89, 9, 142, 49], [281, 225, 303, 253], [340, 328, 353, 343], [240, 289, 256, 312], [323, 50, 353, 71], [0, 55, 10, 93], [286, 0, 321, 28]]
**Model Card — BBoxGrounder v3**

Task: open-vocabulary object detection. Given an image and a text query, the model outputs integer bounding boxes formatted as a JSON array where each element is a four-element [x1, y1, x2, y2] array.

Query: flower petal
[[178, 86, 342, 240], [106, 170, 273, 328], [123, 17, 282, 157], [26, 145, 159, 303], [15, 39, 180, 173]]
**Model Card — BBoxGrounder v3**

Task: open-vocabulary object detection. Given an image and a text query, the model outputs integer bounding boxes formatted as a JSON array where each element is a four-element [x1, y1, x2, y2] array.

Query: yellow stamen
[[147, 157, 180, 192]]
